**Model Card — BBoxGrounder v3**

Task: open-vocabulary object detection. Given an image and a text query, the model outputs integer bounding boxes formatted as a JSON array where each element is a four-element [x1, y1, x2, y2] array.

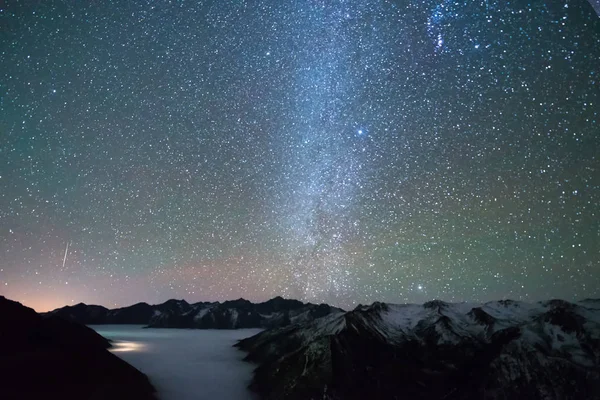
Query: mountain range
[[43, 296, 600, 399], [47, 296, 343, 329], [235, 298, 600, 400]]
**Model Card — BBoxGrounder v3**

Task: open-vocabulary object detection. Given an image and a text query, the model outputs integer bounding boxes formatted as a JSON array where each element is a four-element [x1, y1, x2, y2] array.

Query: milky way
[[1, 1, 599, 312]]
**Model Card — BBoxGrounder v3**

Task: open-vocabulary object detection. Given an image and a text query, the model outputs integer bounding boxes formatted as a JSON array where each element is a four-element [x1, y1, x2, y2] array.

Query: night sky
[[1, 1, 599, 312]]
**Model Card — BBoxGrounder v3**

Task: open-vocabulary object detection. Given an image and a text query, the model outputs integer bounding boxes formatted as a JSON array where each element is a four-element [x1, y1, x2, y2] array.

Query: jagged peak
[[259, 296, 302, 305], [54, 302, 96, 310], [217, 297, 250, 307], [370, 301, 389, 311], [161, 298, 189, 305], [423, 299, 450, 310], [192, 301, 216, 307]]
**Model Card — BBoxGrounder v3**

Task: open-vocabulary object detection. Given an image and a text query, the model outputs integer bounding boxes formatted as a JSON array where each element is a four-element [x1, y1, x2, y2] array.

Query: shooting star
[[61, 241, 70, 271]]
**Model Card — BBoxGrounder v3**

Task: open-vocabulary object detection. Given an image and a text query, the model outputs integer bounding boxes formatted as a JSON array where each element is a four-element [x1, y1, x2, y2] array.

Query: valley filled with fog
[[91, 325, 261, 400]]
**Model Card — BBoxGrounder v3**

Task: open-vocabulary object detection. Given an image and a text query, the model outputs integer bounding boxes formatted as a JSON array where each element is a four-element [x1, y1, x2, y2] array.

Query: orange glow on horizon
[[5, 294, 74, 313]]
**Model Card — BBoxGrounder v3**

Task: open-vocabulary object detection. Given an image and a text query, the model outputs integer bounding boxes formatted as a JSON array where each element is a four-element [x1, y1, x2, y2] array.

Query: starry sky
[[1, 0, 599, 312]]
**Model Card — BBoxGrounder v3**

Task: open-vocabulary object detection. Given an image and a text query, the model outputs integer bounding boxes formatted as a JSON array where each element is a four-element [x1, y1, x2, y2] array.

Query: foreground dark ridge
[[235, 298, 600, 400], [48, 296, 343, 329], [0, 296, 156, 400]]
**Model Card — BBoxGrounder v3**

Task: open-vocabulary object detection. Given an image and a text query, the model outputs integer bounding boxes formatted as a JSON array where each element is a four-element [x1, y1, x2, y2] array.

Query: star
[[0, 0, 598, 312]]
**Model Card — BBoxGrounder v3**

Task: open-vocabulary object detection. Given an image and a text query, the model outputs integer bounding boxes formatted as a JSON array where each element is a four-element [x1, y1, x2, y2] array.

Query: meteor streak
[[61, 241, 69, 271]]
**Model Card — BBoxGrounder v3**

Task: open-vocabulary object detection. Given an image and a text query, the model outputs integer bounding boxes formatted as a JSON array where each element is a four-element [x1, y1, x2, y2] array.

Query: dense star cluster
[[1, 1, 599, 312]]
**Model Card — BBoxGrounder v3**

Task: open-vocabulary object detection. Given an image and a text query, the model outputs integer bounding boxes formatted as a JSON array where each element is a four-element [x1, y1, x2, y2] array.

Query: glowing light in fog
[[111, 341, 145, 352]]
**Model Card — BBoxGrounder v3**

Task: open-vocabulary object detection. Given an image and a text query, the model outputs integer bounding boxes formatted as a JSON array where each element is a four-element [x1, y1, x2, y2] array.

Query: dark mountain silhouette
[[0, 296, 156, 400]]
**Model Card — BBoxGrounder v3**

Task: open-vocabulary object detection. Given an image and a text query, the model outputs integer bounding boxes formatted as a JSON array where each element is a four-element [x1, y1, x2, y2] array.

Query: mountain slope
[[0, 296, 156, 400], [236, 299, 600, 400]]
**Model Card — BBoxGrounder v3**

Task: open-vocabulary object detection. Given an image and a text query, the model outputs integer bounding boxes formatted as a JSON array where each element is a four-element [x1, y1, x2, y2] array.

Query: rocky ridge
[[48, 296, 343, 329], [236, 298, 600, 400]]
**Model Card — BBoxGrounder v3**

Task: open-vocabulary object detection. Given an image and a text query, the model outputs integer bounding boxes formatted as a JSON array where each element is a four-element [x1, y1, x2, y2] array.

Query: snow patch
[[194, 306, 212, 321]]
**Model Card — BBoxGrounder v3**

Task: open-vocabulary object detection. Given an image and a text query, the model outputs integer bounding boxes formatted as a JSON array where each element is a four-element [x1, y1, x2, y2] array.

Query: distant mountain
[[235, 299, 600, 400], [149, 296, 341, 329], [48, 299, 196, 325], [0, 296, 156, 400], [45, 302, 110, 324], [47, 296, 343, 329]]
